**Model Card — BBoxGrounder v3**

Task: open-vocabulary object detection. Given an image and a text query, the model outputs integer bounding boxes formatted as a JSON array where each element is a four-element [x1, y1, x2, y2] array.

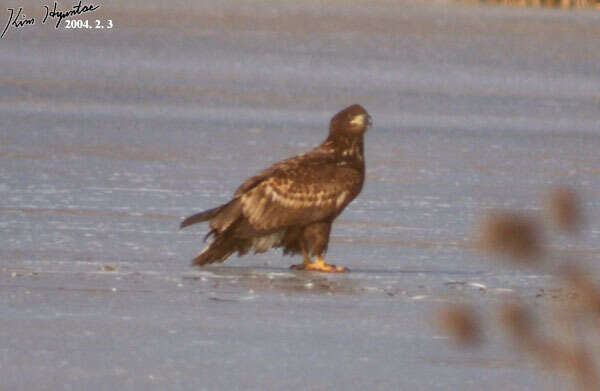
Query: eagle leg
[[289, 246, 313, 270], [290, 223, 347, 272]]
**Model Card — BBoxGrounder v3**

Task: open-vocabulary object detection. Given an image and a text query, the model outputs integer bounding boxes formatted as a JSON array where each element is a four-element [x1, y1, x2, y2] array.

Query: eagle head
[[329, 104, 372, 137]]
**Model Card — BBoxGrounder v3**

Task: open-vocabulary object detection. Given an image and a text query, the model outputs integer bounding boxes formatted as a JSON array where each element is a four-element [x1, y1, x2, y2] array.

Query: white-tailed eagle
[[180, 104, 372, 272]]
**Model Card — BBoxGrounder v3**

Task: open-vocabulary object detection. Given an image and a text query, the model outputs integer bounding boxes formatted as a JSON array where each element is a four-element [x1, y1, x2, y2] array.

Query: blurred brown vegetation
[[437, 186, 599, 390], [436, 304, 483, 347], [477, 211, 543, 262], [462, 0, 600, 8], [544, 186, 584, 235]]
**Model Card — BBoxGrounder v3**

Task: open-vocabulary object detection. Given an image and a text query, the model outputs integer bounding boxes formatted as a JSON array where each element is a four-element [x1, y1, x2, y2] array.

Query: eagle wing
[[238, 157, 363, 232]]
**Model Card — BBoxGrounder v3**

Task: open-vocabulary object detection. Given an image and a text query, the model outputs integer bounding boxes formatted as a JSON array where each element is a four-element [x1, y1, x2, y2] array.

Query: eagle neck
[[325, 134, 365, 169]]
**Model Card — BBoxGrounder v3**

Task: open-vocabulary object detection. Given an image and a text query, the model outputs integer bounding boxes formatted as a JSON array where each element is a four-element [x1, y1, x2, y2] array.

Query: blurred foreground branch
[[436, 186, 599, 391]]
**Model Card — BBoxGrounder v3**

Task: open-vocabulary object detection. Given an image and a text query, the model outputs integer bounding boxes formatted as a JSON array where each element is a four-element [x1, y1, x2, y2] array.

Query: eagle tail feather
[[203, 228, 217, 242], [180, 205, 225, 229], [192, 231, 238, 266]]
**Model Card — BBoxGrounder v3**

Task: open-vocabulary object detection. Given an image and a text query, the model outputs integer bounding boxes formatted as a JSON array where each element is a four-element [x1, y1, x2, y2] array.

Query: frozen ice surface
[[2, 0, 600, 389]]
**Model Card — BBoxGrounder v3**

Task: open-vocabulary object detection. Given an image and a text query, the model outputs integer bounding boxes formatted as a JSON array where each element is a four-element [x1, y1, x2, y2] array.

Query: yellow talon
[[290, 256, 346, 273]]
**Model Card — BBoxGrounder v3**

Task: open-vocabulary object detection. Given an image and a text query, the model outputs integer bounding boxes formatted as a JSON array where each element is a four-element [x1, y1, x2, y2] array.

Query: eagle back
[[235, 143, 363, 232]]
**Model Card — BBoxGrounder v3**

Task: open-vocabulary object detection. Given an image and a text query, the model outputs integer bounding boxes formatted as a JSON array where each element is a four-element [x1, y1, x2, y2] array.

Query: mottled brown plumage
[[180, 104, 372, 272]]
